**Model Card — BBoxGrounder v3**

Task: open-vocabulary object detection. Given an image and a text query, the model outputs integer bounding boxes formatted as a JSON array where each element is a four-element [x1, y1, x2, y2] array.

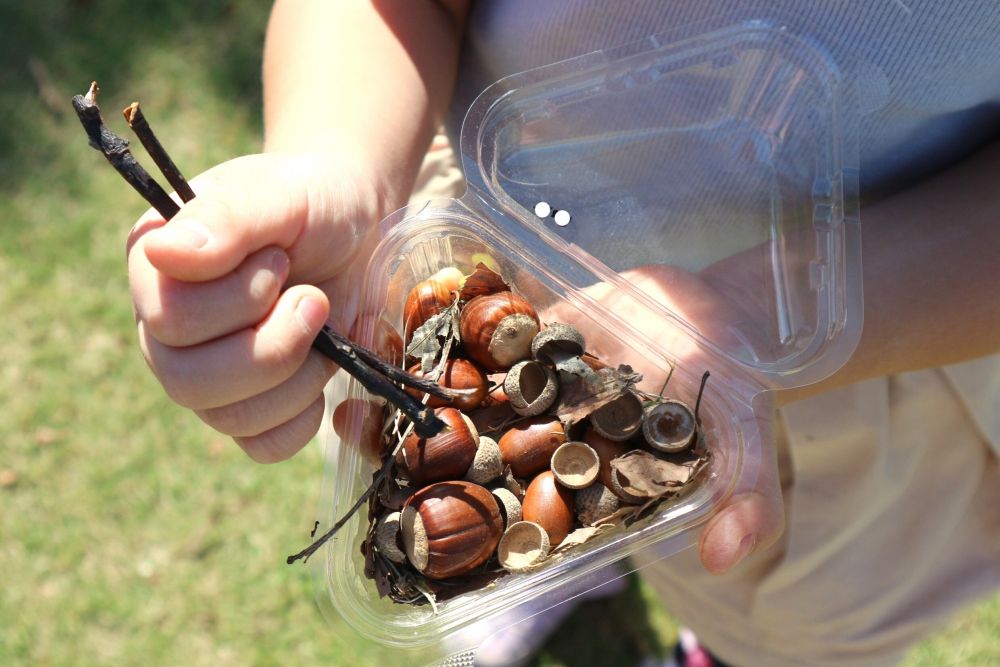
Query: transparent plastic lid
[[314, 19, 862, 664], [459, 21, 861, 388]]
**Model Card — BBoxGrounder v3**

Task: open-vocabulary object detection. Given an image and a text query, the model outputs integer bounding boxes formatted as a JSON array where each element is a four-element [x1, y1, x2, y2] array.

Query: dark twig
[[287, 472, 383, 565], [71, 82, 179, 220], [322, 326, 471, 402], [72, 81, 450, 438], [694, 371, 710, 425], [312, 327, 446, 437], [123, 102, 196, 202]]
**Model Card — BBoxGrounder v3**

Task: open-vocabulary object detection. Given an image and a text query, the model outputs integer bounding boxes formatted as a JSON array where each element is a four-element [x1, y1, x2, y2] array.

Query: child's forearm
[[262, 0, 469, 208]]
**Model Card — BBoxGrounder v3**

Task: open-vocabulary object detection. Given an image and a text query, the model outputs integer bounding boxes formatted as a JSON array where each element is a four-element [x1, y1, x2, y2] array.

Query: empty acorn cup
[[504, 360, 559, 417], [643, 399, 697, 453], [497, 521, 550, 572], [550, 441, 600, 489], [589, 390, 644, 441]]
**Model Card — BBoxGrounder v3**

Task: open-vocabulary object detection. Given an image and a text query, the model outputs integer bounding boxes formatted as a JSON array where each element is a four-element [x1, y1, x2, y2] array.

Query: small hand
[[128, 152, 387, 462]]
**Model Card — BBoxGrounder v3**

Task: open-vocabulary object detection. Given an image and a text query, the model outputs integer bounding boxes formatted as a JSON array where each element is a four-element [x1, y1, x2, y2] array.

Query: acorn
[[550, 441, 600, 489], [582, 429, 630, 491], [504, 360, 559, 417], [402, 407, 480, 485], [465, 435, 504, 485], [521, 470, 575, 547], [403, 267, 462, 342], [589, 390, 644, 441], [405, 358, 489, 411], [400, 481, 503, 579], [459, 291, 540, 371], [373, 511, 407, 563], [497, 521, 550, 572], [497, 416, 568, 478], [350, 315, 404, 368], [575, 483, 621, 526], [332, 398, 387, 467], [643, 399, 697, 453]]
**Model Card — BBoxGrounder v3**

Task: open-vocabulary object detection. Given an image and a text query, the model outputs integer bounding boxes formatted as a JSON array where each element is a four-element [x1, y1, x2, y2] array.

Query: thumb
[[140, 154, 371, 284]]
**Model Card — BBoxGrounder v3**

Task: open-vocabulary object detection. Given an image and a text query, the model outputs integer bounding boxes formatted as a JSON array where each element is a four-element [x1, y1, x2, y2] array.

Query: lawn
[[1, 2, 997, 666]]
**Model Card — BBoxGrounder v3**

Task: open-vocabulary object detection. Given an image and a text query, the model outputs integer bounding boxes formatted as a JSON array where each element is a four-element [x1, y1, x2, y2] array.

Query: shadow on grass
[[0, 0, 270, 190], [531, 573, 669, 667]]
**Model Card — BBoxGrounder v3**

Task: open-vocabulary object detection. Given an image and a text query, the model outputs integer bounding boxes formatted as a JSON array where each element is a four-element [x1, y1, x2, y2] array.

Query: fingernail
[[157, 220, 211, 250], [295, 296, 327, 335]]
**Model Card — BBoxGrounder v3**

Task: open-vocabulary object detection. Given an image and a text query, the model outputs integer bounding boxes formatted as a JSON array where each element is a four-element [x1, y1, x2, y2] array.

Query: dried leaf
[[551, 524, 615, 554], [555, 365, 643, 426], [459, 262, 509, 301], [404, 301, 459, 372], [610, 450, 694, 499]]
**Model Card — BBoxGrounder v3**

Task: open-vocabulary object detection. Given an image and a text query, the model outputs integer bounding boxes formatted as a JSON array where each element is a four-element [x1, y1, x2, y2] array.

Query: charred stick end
[[71, 82, 179, 220]]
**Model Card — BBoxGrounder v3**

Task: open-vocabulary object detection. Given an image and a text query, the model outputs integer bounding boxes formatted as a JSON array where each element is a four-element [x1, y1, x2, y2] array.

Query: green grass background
[[1, 2, 997, 665]]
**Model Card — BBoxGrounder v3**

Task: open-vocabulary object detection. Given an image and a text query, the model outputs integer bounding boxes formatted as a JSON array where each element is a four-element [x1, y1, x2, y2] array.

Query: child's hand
[[127, 152, 388, 463], [544, 265, 785, 576]]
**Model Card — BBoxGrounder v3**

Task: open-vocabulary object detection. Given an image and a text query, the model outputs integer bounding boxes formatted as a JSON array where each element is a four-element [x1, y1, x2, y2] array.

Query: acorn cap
[[589, 391, 644, 442], [643, 399, 697, 453], [531, 323, 585, 363], [497, 521, 550, 572], [490, 486, 523, 529], [575, 483, 621, 526], [373, 511, 407, 563], [504, 360, 559, 417], [550, 441, 600, 489], [465, 435, 503, 484]]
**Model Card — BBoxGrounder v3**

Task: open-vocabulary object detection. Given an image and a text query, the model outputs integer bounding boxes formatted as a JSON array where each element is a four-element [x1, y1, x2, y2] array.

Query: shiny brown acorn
[[498, 416, 568, 478], [459, 291, 540, 371], [405, 358, 489, 411], [332, 398, 387, 466], [402, 267, 463, 342], [402, 407, 480, 485], [401, 480, 503, 579], [521, 470, 575, 547]]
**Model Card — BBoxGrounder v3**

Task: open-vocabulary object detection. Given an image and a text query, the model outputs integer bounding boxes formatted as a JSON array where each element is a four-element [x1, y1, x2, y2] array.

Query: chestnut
[[405, 358, 489, 411], [401, 480, 503, 579], [521, 470, 575, 547], [459, 291, 540, 371], [402, 267, 462, 342], [497, 416, 568, 478], [402, 407, 479, 485]]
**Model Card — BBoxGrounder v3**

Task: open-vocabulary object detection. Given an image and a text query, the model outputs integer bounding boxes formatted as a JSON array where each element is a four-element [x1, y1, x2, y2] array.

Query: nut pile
[[354, 264, 711, 606]]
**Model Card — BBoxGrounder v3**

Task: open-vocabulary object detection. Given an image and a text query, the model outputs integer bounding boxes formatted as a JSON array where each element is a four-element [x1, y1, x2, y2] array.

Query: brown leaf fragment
[[459, 262, 510, 301], [405, 301, 458, 372], [610, 450, 694, 499], [555, 365, 643, 426], [550, 524, 615, 554]]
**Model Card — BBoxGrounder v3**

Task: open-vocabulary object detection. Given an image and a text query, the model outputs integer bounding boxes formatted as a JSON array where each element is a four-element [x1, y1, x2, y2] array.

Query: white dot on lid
[[534, 201, 552, 218], [553, 209, 571, 226]]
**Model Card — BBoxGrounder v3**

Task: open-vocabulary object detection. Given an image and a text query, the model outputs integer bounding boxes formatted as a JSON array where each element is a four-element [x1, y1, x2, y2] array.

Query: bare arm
[[778, 140, 1000, 404], [263, 0, 470, 206]]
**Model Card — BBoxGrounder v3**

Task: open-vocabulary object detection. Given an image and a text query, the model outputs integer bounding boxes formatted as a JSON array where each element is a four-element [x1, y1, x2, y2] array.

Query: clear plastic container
[[313, 19, 861, 665]]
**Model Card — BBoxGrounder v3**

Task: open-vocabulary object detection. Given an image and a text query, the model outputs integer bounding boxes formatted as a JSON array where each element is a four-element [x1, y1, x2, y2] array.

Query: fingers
[[138, 284, 330, 410], [235, 394, 327, 464], [698, 399, 784, 574], [138, 153, 371, 285], [196, 350, 335, 437], [131, 245, 291, 347]]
